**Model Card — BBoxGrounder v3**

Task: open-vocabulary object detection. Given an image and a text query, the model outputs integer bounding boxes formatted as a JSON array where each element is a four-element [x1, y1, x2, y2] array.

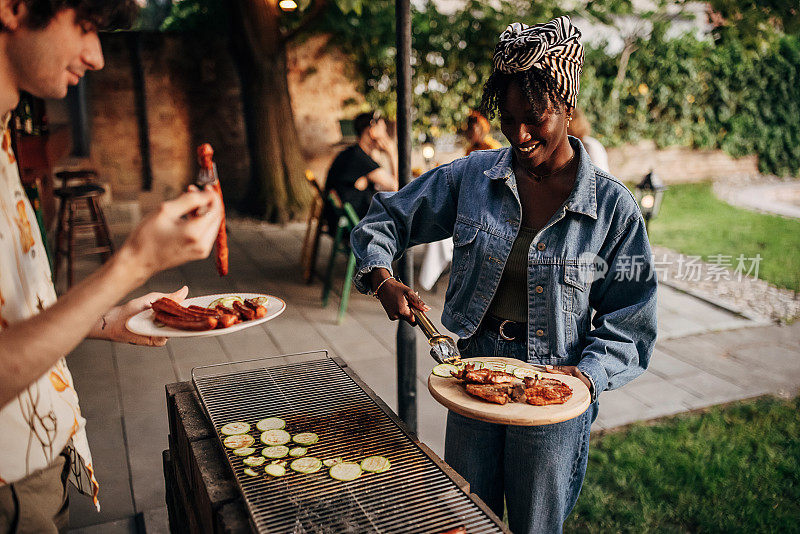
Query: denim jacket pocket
[[452, 221, 480, 276], [563, 263, 588, 314]]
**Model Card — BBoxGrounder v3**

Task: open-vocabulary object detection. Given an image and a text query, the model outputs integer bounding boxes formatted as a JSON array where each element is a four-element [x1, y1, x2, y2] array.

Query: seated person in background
[[325, 111, 398, 220], [568, 108, 610, 172], [464, 110, 502, 155]]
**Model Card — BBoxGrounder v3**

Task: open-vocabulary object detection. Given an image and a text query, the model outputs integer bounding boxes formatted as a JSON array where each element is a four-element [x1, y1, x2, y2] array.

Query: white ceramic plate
[[126, 292, 286, 338]]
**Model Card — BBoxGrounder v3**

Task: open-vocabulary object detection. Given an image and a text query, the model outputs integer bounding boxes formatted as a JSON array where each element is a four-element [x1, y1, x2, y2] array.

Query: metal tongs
[[412, 309, 461, 365]]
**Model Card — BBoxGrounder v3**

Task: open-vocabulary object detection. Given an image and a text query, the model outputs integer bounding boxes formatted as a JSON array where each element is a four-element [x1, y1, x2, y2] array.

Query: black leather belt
[[481, 315, 526, 341]]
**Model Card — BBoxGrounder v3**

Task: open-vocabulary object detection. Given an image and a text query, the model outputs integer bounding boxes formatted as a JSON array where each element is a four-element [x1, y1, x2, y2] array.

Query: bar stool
[[53, 170, 114, 288]]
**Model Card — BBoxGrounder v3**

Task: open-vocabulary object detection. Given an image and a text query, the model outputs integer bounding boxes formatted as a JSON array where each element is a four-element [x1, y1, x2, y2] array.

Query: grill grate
[[192, 352, 508, 534]]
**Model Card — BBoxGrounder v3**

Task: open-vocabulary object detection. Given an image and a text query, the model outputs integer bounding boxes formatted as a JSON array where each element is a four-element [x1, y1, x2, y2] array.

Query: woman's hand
[[547, 365, 593, 393], [371, 269, 430, 324], [89, 287, 189, 346]]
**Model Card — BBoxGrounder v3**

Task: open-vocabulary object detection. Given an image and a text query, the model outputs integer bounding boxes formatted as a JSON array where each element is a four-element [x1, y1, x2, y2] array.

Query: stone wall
[[606, 140, 759, 184]]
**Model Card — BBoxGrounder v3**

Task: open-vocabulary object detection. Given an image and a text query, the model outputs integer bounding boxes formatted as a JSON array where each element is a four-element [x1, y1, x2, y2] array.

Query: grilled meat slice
[[524, 377, 573, 406], [510, 383, 527, 403], [465, 384, 511, 405], [450, 363, 477, 380], [463, 368, 516, 385]]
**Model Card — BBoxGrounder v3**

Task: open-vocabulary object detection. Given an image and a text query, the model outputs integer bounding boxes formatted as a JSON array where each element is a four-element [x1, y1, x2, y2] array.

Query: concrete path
[[716, 181, 800, 219], [64, 221, 799, 533]]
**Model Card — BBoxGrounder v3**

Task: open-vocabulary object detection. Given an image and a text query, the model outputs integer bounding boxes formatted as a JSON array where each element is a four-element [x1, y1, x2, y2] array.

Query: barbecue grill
[[176, 351, 508, 533]]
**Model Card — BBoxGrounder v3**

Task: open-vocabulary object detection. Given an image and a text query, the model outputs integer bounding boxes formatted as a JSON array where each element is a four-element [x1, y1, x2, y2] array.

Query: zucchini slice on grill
[[431, 363, 460, 377], [262, 445, 290, 459], [233, 447, 256, 457], [323, 457, 344, 467], [290, 457, 322, 474], [220, 421, 250, 435], [256, 417, 285, 431], [223, 434, 255, 449], [360, 456, 391, 473], [292, 432, 319, 446], [243, 456, 266, 467], [289, 447, 307, 457], [260, 429, 291, 446], [243, 468, 260, 477], [329, 462, 362, 481], [265, 463, 286, 477]]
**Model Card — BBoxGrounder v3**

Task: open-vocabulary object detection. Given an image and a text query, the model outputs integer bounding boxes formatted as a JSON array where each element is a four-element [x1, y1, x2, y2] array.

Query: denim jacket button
[[536, 329, 544, 337], [535, 285, 544, 294], [537, 242, 546, 251]]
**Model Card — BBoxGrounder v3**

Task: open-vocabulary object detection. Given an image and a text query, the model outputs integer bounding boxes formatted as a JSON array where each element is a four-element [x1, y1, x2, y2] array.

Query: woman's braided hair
[[16, 0, 138, 31], [479, 68, 570, 121]]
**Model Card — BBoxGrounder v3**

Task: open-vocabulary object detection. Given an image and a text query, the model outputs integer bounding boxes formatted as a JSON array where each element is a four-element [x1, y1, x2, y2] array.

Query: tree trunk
[[233, 0, 311, 222]]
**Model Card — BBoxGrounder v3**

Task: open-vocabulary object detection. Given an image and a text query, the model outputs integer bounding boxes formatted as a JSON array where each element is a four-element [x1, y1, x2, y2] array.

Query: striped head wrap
[[492, 16, 584, 109]]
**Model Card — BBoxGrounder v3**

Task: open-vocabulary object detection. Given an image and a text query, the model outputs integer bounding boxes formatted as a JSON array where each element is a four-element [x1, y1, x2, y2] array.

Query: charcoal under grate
[[192, 352, 508, 534]]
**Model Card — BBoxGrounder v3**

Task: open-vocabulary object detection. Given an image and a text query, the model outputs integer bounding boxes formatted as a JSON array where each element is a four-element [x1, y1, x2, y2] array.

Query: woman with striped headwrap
[[350, 16, 657, 533]]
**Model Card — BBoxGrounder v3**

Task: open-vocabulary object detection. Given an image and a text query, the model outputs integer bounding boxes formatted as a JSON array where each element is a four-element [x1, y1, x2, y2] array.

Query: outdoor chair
[[300, 170, 326, 284], [321, 190, 360, 324]]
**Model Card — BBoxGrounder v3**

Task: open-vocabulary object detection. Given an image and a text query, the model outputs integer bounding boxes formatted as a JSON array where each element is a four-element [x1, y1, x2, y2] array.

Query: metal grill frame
[[191, 351, 509, 534]]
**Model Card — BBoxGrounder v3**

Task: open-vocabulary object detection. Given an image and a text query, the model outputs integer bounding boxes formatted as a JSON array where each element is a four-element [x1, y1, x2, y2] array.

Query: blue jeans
[[445, 330, 598, 534]]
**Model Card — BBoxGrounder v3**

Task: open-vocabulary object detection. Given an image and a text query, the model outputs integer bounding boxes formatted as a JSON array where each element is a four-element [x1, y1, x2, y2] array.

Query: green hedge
[[581, 34, 800, 177]]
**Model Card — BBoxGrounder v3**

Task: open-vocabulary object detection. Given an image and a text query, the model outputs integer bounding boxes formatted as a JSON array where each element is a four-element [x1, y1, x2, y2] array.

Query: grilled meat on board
[[465, 384, 512, 405], [451, 364, 515, 385], [523, 376, 573, 406]]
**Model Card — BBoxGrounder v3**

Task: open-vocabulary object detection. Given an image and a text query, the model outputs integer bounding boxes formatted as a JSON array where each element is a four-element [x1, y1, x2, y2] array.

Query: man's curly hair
[[18, 0, 138, 31], [479, 68, 570, 121]]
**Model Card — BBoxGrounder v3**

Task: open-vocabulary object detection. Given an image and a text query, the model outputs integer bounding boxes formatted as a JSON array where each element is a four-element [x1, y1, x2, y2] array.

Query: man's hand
[[120, 187, 223, 283], [89, 287, 190, 346], [370, 269, 430, 324]]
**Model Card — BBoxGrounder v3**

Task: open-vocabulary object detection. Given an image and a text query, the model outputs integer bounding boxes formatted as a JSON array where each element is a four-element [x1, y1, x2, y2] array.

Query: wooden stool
[[53, 170, 114, 288]]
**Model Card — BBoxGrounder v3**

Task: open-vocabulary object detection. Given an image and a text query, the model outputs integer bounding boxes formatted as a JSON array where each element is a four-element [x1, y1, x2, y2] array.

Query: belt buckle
[[498, 320, 516, 341]]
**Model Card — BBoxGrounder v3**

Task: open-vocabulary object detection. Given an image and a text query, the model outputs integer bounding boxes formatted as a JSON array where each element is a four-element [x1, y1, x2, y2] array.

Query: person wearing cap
[[465, 110, 502, 155], [350, 16, 657, 533]]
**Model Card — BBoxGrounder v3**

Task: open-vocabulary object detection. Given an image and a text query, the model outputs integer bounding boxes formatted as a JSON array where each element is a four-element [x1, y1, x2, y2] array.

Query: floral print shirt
[[0, 114, 100, 510]]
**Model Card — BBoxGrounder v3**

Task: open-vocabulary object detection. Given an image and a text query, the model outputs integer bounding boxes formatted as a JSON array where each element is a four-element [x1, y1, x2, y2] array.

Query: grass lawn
[[566, 396, 800, 533], [645, 182, 800, 292]]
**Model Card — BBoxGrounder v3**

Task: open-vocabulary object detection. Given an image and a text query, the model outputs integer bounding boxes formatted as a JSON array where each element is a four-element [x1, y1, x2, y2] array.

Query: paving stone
[[167, 336, 229, 382], [594, 388, 652, 428], [215, 323, 282, 361], [672, 372, 748, 405], [141, 506, 170, 534], [623, 373, 704, 410], [647, 348, 701, 379], [416, 377, 448, 457], [67, 516, 137, 534], [345, 356, 398, 413], [67, 340, 121, 420]]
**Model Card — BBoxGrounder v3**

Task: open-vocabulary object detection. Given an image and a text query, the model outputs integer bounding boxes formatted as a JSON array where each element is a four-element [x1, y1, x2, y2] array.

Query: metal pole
[[395, 0, 417, 433]]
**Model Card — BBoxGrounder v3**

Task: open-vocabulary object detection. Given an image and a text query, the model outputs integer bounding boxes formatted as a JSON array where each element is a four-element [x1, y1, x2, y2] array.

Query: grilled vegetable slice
[[265, 464, 286, 477], [243, 468, 259, 477], [262, 445, 290, 459], [256, 417, 285, 431], [323, 457, 344, 467], [329, 462, 362, 481], [512, 367, 542, 380], [209, 296, 244, 308], [289, 447, 307, 457], [223, 434, 255, 449], [249, 296, 269, 307], [233, 447, 256, 457], [220, 421, 250, 435], [260, 429, 291, 446], [432, 363, 460, 378], [292, 432, 319, 446], [482, 361, 507, 371], [504, 364, 519, 374], [243, 456, 266, 467], [290, 457, 322, 474], [360, 456, 391, 473]]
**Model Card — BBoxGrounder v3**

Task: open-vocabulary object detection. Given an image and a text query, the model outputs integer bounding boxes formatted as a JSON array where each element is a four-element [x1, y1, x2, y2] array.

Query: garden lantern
[[635, 170, 667, 231], [279, 0, 298, 12], [421, 139, 435, 169]]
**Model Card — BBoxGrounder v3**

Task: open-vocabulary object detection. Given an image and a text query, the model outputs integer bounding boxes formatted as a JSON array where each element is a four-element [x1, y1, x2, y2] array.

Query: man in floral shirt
[[0, 1, 223, 531]]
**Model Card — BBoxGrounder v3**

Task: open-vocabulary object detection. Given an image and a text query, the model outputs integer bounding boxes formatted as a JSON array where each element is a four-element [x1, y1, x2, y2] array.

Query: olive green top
[[486, 226, 538, 323]]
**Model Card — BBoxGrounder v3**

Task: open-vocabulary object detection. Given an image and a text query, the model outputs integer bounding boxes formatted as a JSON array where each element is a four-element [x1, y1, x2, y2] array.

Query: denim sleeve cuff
[[577, 358, 608, 403], [352, 261, 393, 294]]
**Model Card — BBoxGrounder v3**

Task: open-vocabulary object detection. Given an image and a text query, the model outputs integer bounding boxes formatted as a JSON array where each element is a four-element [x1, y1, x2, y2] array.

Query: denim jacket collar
[[483, 137, 598, 220]]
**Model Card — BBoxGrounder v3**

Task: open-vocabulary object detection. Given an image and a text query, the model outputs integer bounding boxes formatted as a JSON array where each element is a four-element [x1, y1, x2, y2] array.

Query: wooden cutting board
[[427, 357, 591, 426]]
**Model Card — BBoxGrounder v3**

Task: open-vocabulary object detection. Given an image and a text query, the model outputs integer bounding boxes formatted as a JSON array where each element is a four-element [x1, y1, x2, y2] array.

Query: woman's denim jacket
[[351, 137, 658, 400]]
